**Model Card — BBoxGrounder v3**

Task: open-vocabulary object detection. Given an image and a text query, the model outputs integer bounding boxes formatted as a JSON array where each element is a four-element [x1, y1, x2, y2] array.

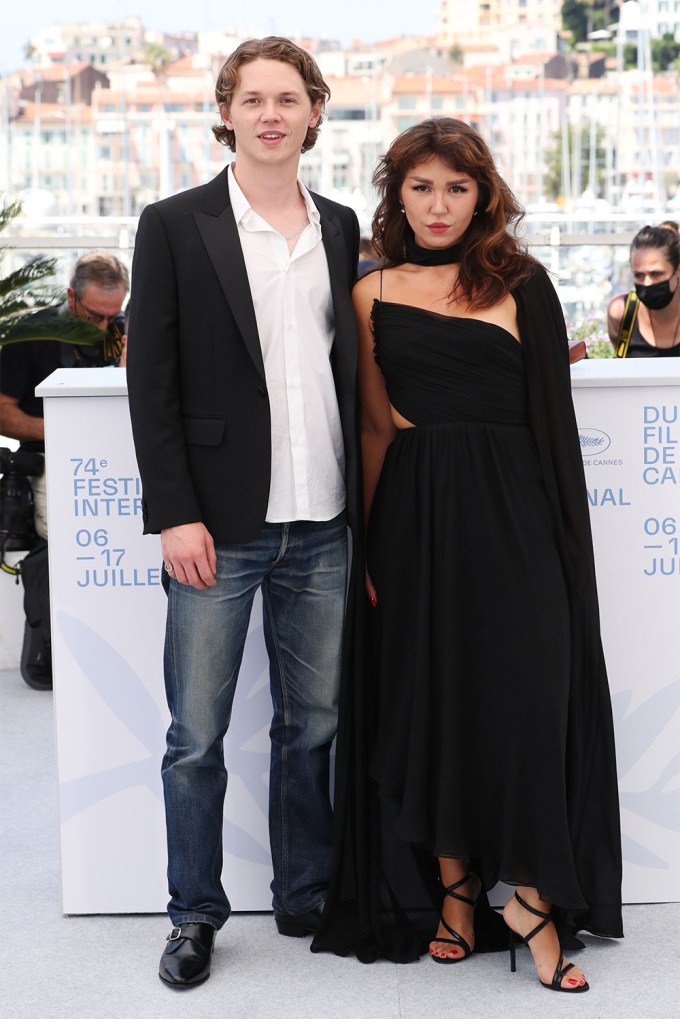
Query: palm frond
[[0, 297, 34, 320], [0, 284, 63, 318], [0, 200, 23, 233], [0, 200, 69, 344], [1, 313, 104, 348], [0, 256, 59, 295]]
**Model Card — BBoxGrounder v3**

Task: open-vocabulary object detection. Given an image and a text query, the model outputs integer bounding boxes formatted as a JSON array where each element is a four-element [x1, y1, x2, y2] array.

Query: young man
[[126, 38, 360, 989]]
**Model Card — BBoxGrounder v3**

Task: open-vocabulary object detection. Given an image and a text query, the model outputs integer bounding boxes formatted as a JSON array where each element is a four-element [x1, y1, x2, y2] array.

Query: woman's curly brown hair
[[212, 36, 330, 154], [372, 118, 537, 309]]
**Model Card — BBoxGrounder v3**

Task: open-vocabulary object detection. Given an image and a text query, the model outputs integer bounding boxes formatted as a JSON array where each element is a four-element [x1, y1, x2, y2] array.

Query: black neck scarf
[[404, 233, 464, 266]]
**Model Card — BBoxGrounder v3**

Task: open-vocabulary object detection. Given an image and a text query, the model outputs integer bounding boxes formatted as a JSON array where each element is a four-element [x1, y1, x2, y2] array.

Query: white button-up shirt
[[228, 166, 346, 522]]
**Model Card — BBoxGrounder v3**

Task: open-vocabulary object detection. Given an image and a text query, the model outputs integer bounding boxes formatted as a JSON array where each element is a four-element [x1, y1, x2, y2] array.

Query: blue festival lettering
[[643, 406, 678, 487], [586, 488, 631, 507], [76, 568, 162, 588], [643, 558, 680, 576], [74, 497, 144, 516], [72, 476, 141, 496], [643, 405, 678, 424], [642, 467, 679, 485]]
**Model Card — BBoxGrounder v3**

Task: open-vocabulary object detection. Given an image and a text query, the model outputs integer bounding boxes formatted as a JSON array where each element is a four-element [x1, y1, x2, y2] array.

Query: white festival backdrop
[[37, 362, 679, 914]]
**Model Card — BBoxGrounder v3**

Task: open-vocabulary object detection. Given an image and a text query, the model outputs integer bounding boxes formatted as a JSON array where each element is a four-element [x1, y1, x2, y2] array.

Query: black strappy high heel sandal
[[508, 891, 589, 993], [429, 872, 478, 965]]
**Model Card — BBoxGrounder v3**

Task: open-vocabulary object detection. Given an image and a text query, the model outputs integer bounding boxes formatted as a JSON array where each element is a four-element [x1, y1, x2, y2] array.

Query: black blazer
[[126, 168, 361, 544]]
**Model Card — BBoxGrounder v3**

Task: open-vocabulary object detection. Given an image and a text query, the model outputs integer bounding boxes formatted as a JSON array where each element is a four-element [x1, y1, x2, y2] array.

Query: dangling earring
[[399, 202, 405, 214], [473, 210, 479, 217]]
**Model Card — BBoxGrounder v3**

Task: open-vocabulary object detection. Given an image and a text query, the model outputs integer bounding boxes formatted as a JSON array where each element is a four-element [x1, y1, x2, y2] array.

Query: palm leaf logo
[[580, 434, 606, 448]]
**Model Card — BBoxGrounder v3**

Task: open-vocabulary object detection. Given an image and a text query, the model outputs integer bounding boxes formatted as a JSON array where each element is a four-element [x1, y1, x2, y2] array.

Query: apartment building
[[29, 17, 147, 69], [436, 0, 562, 43], [2, 20, 678, 218], [618, 0, 680, 42], [2, 100, 95, 215]]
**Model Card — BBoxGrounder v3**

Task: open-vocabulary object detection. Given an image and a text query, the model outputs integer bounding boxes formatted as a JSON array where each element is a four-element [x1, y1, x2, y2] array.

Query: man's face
[[221, 58, 321, 169], [67, 283, 126, 332]]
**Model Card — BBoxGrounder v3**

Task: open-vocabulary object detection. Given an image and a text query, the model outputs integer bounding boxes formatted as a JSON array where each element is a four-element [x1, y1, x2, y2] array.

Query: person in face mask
[[607, 222, 680, 357]]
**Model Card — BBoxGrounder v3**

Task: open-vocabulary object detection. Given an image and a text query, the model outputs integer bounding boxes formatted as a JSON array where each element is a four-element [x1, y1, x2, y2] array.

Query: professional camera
[[110, 312, 126, 335], [104, 312, 126, 365], [0, 447, 44, 553]]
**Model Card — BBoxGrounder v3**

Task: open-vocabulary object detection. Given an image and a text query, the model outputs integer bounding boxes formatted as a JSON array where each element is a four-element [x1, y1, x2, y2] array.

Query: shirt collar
[[228, 162, 320, 231]]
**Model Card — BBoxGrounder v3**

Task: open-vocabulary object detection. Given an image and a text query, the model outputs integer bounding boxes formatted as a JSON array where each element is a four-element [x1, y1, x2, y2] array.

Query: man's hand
[[161, 522, 217, 590], [0, 393, 45, 442]]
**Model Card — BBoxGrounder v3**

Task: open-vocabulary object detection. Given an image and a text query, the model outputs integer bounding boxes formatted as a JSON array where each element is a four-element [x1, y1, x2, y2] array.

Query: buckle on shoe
[[167, 926, 182, 941]]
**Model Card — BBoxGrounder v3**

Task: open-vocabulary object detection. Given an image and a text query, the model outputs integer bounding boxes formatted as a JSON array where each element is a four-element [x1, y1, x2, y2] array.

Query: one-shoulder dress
[[313, 269, 623, 963], [369, 300, 578, 885]]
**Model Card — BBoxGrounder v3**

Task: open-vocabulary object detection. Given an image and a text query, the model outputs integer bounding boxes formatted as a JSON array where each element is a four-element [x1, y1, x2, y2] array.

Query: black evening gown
[[312, 267, 623, 963]]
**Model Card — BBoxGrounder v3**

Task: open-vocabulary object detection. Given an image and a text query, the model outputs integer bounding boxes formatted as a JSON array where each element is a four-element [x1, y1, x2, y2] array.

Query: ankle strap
[[514, 891, 549, 921], [447, 871, 472, 891], [514, 891, 552, 944], [443, 872, 476, 907]]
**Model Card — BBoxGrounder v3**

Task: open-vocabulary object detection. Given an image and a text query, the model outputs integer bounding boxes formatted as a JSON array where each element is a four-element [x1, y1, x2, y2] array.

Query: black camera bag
[[20, 539, 52, 689]]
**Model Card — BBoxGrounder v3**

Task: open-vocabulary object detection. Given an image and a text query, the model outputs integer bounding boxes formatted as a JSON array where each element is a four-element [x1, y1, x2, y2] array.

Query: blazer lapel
[[193, 170, 265, 380], [317, 202, 356, 386]]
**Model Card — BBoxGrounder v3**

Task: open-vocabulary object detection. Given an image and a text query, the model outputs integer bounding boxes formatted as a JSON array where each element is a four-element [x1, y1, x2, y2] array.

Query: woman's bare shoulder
[[609, 291, 630, 312], [353, 268, 385, 313], [353, 268, 382, 296]]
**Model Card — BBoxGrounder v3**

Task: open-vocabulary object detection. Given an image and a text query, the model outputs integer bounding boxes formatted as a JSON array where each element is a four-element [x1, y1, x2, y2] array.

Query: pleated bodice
[[372, 300, 527, 427]]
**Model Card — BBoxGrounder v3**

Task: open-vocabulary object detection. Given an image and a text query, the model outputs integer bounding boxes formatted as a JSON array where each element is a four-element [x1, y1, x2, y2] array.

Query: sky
[[2, 3, 435, 74]]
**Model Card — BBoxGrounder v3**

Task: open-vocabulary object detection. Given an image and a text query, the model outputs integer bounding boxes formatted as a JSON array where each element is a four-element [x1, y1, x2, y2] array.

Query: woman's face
[[631, 247, 680, 310], [399, 156, 479, 250], [630, 247, 679, 289]]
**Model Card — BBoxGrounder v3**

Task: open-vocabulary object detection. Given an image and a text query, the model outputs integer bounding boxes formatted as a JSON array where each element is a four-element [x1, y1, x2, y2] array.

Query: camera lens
[[0, 448, 45, 477]]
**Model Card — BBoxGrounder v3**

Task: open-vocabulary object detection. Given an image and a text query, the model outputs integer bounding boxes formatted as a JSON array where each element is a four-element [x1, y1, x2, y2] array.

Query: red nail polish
[[369, 596, 377, 607]]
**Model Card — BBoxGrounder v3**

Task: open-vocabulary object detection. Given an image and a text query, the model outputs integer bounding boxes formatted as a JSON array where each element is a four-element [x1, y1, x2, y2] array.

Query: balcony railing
[[3, 213, 673, 335]]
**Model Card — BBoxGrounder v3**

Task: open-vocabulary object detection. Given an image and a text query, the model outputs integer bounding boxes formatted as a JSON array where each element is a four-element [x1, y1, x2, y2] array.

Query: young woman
[[313, 119, 623, 993], [607, 223, 680, 356]]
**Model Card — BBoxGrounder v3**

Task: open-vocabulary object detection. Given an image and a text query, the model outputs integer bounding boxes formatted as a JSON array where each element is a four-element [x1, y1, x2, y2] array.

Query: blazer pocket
[[182, 416, 226, 446]]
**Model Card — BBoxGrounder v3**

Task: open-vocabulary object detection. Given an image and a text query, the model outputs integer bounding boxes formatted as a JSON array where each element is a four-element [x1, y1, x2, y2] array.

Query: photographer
[[0, 252, 128, 689]]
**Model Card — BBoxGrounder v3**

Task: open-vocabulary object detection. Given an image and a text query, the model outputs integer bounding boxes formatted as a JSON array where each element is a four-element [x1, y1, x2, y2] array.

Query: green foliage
[[652, 34, 680, 72], [562, 0, 589, 44], [545, 123, 607, 201], [143, 43, 172, 77], [621, 37, 680, 71], [561, 0, 617, 46], [0, 200, 58, 339], [624, 43, 638, 68], [1, 314, 109, 348], [561, 1, 679, 69], [0, 201, 102, 348], [570, 316, 614, 358], [587, 338, 615, 358]]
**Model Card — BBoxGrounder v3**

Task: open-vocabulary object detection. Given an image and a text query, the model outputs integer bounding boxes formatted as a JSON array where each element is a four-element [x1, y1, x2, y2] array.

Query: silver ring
[[164, 561, 174, 573]]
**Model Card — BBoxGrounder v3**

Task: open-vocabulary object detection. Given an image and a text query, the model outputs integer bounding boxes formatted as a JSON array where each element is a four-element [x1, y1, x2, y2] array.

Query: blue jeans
[[162, 513, 347, 929]]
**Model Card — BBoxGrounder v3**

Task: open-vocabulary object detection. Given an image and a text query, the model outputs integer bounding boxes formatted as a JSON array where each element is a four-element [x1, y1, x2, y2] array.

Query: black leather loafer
[[159, 922, 216, 988], [273, 903, 324, 938]]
